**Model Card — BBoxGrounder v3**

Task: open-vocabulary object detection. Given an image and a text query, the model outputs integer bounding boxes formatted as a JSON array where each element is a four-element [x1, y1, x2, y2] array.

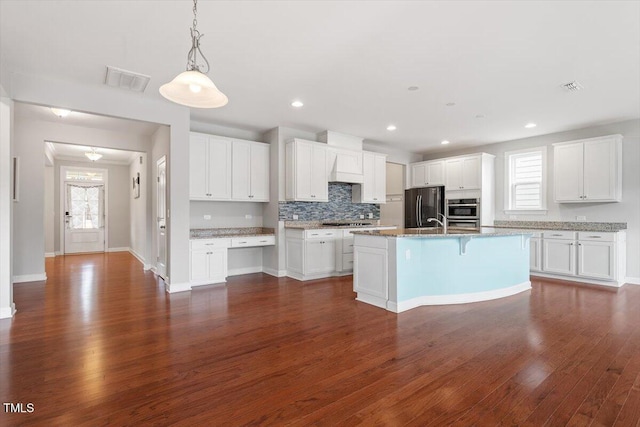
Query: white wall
[[43, 165, 54, 255], [423, 119, 640, 281], [190, 201, 263, 229], [129, 153, 146, 264], [0, 95, 14, 318], [6, 73, 190, 291], [149, 126, 170, 278]]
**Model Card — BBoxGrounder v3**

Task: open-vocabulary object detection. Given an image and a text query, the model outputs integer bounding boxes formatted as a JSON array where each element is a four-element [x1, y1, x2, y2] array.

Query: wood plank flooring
[[1, 252, 639, 426]]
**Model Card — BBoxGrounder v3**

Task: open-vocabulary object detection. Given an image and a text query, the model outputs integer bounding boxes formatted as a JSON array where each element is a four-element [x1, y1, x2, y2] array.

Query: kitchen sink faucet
[[427, 213, 448, 234]]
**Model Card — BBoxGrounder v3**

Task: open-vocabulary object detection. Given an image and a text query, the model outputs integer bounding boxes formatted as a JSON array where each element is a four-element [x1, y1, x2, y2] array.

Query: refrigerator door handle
[[418, 194, 422, 227]]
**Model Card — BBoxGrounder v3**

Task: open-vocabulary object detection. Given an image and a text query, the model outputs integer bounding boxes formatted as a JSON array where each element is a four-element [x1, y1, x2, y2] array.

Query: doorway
[[60, 166, 108, 254], [156, 156, 167, 279]]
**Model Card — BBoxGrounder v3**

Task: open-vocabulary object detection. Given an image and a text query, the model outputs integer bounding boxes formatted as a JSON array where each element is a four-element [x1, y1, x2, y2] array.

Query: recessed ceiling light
[[51, 108, 71, 118], [441, 140, 450, 145], [291, 100, 304, 108], [408, 86, 419, 91], [386, 125, 397, 131], [445, 102, 456, 107], [525, 123, 537, 128]]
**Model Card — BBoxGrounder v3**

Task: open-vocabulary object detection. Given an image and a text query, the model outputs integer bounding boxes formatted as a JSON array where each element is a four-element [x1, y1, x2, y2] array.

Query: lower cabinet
[[304, 239, 336, 275], [190, 239, 230, 286], [286, 229, 338, 280], [533, 230, 626, 286]]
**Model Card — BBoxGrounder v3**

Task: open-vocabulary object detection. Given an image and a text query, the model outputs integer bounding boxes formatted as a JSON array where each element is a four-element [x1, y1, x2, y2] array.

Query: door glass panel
[[67, 185, 103, 229]]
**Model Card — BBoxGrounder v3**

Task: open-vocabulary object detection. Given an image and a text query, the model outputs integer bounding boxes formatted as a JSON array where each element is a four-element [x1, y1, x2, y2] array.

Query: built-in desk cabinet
[[190, 132, 270, 202]]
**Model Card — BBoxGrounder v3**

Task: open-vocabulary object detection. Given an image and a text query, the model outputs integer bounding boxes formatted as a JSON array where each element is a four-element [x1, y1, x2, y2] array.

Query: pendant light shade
[[159, 70, 228, 108], [85, 149, 102, 162], [160, 0, 228, 109]]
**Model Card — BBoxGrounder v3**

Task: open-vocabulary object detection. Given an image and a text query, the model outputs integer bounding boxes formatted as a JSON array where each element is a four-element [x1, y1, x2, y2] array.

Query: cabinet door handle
[[551, 234, 563, 237], [587, 236, 601, 238], [259, 240, 268, 243], [310, 233, 319, 236], [238, 241, 247, 244], [205, 243, 215, 246]]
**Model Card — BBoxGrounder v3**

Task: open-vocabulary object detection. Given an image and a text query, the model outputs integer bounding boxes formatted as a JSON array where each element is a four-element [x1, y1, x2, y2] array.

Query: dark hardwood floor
[[1, 252, 639, 426]]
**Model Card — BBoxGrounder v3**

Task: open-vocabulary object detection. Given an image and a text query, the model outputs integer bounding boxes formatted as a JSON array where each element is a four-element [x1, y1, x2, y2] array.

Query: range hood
[[320, 131, 365, 184]]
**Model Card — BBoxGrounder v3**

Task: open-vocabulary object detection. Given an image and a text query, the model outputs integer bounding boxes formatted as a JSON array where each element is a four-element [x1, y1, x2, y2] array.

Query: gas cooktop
[[322, 222, 371, 227]]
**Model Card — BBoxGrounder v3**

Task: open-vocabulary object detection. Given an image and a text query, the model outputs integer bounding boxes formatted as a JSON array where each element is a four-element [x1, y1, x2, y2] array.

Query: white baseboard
[[13, 273, 47, 283], [624, 276, 640, 285], [228, 266, 263, 277], [531, 273, 624, 288], [263, 267, 287, 278], [390, 281, 532, 313], [107, 247, 130, 253], [165, 282, 191, 293], [143, 264, 152, 271], [44, 252, 56, 258], [0, 303, 16, 319], [128, 248, 146, 266], [55, 251, 63, 256]]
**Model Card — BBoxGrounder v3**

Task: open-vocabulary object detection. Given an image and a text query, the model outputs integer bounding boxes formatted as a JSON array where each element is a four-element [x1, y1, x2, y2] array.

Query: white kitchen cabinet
[[189, 133, 232, 200], [411, 160, 445, 188], [305, 239, 336, 275], [190, 239, 231, 285], [285, 228, 337, 280], [445, 155, 481, 191], [542, 238, 576, 276], [285, 139, 328, 202], [553, 134, 622, 203], [532, 230, 626, 286], [231, 140, 270, 202], [530, 236, 542, 272], [352, 151, 386, 203]]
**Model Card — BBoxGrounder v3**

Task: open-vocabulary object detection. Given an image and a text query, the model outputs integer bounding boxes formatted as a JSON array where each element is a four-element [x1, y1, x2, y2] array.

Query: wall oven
[[447, 198, 480, 229]]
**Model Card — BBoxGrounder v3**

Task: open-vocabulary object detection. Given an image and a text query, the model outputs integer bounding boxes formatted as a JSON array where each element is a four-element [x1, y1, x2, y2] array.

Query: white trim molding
[[625, 277, 640, 285], [106, 247, 130, 253], [45, 252, 56, 258], [13, 273, 47, 283], [389, 281, 532, 313], [0, 303, 16, 319], [228, 266, 263, 277], [128, 248, 146, 265], [263, 268, 287, 278], [165, 282, 191, 293]]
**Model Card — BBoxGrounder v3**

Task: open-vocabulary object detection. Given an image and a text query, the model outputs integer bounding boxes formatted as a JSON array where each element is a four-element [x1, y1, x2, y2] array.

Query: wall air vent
[[561, 81, 584, 92], [104, 66, 151, 93]]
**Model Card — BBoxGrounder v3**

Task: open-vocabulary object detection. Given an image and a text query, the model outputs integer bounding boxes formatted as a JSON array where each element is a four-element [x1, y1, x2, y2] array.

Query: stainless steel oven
[[447, 198, 480, 229]]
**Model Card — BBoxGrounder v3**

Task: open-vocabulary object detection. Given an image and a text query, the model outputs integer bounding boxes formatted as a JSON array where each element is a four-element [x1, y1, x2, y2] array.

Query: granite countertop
[[190, 227, 275, 239], [284, 220, 397, 230], [352, 227, 533, 238], [492, 220, 627, 232]]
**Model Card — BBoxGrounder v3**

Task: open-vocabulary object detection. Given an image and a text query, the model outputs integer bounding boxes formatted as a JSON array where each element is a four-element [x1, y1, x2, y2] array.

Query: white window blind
[[506, 148, 546, 211]]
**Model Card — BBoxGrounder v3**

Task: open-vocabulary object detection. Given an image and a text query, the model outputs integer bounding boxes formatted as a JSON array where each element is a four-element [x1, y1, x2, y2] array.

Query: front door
[[156, 156, 167, 279], [64, 182, 105, 254]]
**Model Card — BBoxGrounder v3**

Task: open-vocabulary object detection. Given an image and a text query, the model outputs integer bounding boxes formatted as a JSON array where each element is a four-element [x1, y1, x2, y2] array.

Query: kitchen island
[[352, 227, 533, 313]]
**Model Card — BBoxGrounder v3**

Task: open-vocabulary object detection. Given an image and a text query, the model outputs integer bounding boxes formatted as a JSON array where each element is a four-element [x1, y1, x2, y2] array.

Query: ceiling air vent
[[561, 81, 584, 92], [104, 66, 151, 93]]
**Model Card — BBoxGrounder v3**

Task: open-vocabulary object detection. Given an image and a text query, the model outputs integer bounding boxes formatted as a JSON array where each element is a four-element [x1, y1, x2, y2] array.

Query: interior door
[[64, 183, 105, 253], [156, 156, 167, 279]]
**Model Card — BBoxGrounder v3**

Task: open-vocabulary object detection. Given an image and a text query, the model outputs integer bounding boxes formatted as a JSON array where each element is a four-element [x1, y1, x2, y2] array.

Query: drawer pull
[[551, 234, 563, 237], [260, 240, 268, 243], [311, 233, 319, 236], [238, 241, 247, 244], [587, 235, 601, 238], [205, 243, 215, 246]]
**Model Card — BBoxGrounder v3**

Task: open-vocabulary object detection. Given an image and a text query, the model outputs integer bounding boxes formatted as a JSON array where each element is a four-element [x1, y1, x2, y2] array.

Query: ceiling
[[1, 1, 639, 154]]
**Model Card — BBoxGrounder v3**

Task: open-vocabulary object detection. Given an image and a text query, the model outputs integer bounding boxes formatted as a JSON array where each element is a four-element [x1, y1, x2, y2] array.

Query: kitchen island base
[[353, 230, 532, 313]]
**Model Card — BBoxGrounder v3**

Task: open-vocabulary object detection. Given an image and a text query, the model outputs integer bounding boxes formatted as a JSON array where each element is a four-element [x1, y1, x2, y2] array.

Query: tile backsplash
[[279, 183, 380, 221]]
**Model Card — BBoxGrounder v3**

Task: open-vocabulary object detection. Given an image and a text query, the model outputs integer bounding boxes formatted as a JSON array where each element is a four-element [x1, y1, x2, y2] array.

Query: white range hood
[[319, 131, 365, 184]]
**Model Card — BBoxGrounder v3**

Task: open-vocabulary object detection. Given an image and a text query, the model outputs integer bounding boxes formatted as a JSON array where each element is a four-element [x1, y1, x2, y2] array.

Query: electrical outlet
[[576, 215, 587, 222], [203, 214, 211, 220], [368, 213, 373, 219], [245, 214, 252, 219], [359, 214, 365, 219], [292, 214, 298, 220], [405, 249, 411, 260]]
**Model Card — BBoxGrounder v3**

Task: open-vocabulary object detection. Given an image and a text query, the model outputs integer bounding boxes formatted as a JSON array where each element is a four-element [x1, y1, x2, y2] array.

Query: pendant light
[[85, 148, 102, 162], [159, 0, 228, 108]]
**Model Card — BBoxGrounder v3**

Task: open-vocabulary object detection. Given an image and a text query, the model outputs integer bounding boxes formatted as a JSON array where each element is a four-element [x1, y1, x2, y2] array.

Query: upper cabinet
[[410, 160, 445, 187], [189, 133, 232, 200], [353, 151, 387, 204], [285, 139, 328, 202], [553, 134, 622, 203], [189, 132, 270, 202], [231, 140, 270, 202], [445, 156, 481, 191]]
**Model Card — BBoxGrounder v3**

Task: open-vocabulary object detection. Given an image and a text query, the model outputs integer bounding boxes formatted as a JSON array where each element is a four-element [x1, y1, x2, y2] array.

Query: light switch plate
[[359, 214, 365, 219], [368, 213, 373, 219], [576, 216, 587, 221], [245, 214, 252, 219], [203, 214, 211, 220], [292, 214, 298, 220]]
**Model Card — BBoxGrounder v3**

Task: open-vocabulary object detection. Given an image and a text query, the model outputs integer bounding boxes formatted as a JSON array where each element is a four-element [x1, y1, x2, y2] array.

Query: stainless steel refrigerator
[[404, 186, 445, 228]]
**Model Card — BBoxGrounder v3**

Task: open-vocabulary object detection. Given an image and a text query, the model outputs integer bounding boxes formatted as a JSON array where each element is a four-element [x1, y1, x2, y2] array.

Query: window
[[505, 147, 547, 213]]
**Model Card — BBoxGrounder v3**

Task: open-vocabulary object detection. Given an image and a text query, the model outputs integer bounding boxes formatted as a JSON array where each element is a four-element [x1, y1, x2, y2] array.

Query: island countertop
[[351, 227, 532, 238]]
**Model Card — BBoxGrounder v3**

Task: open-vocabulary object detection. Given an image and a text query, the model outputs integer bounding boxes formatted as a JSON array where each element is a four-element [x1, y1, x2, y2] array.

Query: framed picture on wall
[[133, 173, 140, 199]]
